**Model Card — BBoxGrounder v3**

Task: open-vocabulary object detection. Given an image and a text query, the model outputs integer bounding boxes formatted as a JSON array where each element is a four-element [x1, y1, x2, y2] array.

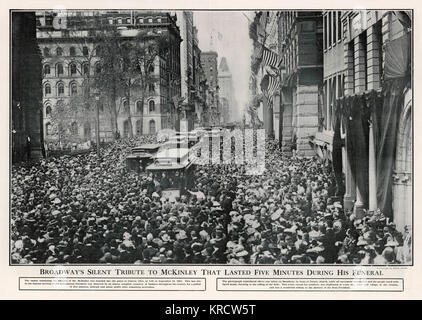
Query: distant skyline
[[194, 11, 253, 119]]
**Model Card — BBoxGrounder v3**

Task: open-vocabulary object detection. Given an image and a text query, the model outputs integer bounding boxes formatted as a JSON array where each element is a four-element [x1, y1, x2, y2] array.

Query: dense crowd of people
[[11, 132, 411, 264]]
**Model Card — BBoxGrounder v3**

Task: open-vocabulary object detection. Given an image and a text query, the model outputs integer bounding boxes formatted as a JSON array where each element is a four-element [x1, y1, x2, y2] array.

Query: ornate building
[[278, 11, 323, 156], [218, 57, 237, 123], [36, 10, 181, 145], [201, 51, 220, 125]]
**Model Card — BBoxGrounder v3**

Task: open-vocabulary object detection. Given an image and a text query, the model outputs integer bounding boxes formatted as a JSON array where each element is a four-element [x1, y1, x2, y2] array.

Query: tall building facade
[[332, 10, 412, 233], [12, 11, 43, 162], [36, 10, 181, 146], [218, 57, 237, 123], [201, 51, 220, 125], [278, 11, 323, 156]]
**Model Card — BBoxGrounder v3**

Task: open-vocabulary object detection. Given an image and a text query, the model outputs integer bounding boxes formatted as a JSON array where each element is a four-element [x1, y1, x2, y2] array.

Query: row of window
[[108, 16, 164, 25], [44, 80, 156, 97], [43, 62, 101, 77], [43, 62, 155, 77], [44, 99, 156, 117], [46, 119, 157, 137], [323, 11, 343, 50], [43, 46, 89, 58]]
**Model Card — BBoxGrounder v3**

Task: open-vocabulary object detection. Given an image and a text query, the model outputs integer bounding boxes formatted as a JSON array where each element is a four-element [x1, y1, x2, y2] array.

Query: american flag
[[262, 46, 283, 70], [263, 72, 280, 108]]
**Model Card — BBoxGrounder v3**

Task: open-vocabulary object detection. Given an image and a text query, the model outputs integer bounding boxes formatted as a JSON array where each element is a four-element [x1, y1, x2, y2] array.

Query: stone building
[[12, 11, 43, 162], [277, 11, 323, 156], [201, 51, 220, 125], [36, 10, 181, 145], [218, 57, 237, 124], [334, 10, 412, 233]]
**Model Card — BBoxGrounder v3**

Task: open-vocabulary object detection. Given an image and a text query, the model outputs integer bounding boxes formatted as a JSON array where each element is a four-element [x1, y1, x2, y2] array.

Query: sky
[[193, 11, 253, 120]]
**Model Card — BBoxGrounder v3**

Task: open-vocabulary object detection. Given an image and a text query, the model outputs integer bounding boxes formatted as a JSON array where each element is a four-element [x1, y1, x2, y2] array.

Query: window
[[82, 63, 89, 75], [149, 64, 154, 73], [136, 120, 142, 136], [117, 18, 122, 24], [157, 18, 162, 23], [126, 17, 131, 24], [83, 46, 89, 56], [108, 18, 114, 24], [45, 105, 52, 116], [70, 82, 77, 96], [136, 101, 143, 114], [138, 18, 143, 23], [149, 100, 155, 112], [149, 84, 155, 93], [70, 63, 77, 75], [56, 63, 63, 76], [56, 47, 63, 56], [69, 47, 76, 56], [123, 120, 130, 138], [337, 11, 342, 41], [43, 47, 50, 57], [328, 12, 332, 47], [57, 82, 64, 96], [71, 122, 78, 135], [44, 83, 51, 95], [148, 18, 152, 23], [123, 100, 129, 113], [84, 122, 91, 140], [43, 64, 50, 75], [149, 119, 156, 134], [46, 123, 52, 135], [333, 12, 337, 44]]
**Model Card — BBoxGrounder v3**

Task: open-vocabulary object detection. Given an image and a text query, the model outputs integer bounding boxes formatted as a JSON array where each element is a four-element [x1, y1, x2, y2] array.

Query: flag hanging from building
[[262, 46, 283, 70], [261, 72, 280, 109]]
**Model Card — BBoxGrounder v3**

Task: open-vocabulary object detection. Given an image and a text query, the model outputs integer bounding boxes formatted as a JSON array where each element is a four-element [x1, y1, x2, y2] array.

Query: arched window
[[70, 82, 77, 96], [123, 120, 130, 138], [70, 63, 77, 75], [56, 63, 64, 76], [43, 64, 50, 75], [82, 63, 89, 75], [44, 83, 51, 95], [149, 64, 154, 73], [56, 47, 63, 56], [57, 82, 65, 96], [69, 47, 76, 56], [43, 47, 50, 57], [83, 122, 91, 140], [149, 100, 155, 112], [123, 100, 129, 113], [138, 18, 144, 24], [149, 83, 155, 93], [149, 119, 156, 134], [82, 46, 89, 56], [45, 105, 52, 116], [70, 122, 78, 135], [136, 120, 142, 136], [46, 122, 52, 135], [136, 101, 143, 114]]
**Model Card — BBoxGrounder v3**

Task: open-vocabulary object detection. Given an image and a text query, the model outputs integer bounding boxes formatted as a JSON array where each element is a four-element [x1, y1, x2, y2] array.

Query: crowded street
[[11, 132, 411, 265]]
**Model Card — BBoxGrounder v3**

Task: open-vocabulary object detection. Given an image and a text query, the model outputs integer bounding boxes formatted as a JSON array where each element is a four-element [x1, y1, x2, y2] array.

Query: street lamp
[[95, 94, 101, 160]]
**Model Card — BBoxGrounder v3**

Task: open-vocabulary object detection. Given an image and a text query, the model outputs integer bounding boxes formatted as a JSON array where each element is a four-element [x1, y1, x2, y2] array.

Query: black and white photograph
[[10, 9, 413, 266]]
